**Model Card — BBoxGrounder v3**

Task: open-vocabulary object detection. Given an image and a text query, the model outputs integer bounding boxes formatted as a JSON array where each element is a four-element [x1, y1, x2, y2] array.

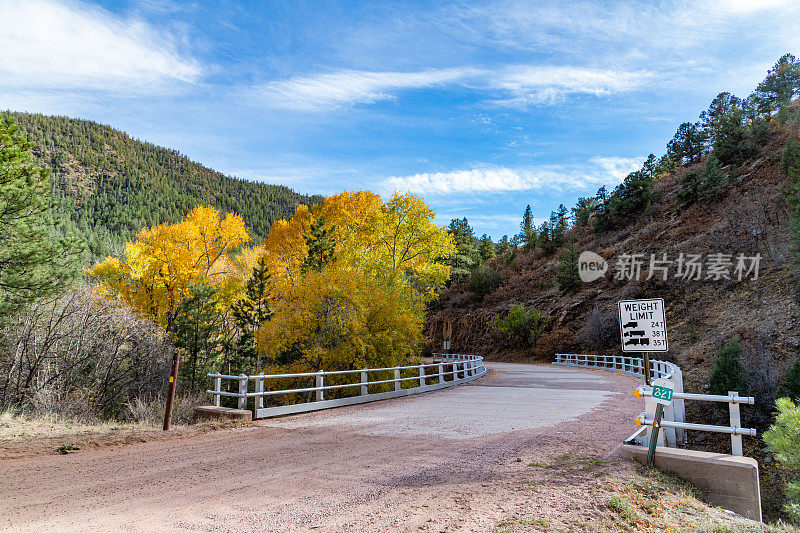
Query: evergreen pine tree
[[446, 218, 478, 282], [478, 234, 495, 262], [302, 215, 336, 273], [519, 205, 537, 251], [555, 242, 580, 291], [231, 256, 274, 371], [0, 115, 80, 321]]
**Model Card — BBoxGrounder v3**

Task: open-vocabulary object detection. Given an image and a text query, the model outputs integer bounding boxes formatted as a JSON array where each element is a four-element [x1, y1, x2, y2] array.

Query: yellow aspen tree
[[88, 205, 249, 330]]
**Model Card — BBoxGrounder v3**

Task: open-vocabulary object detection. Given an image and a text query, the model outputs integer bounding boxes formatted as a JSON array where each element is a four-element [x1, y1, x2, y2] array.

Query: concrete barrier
[[621, 445, 761, 521], [194, 405, 252, 423]]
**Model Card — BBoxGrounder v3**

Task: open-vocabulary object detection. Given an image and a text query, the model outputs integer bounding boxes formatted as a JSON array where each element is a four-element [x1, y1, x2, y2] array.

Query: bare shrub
[[536, 328, 575, 359], [578, 305, 620, 351], [0, 285, 174, 422], [126, 392, 203, 426]]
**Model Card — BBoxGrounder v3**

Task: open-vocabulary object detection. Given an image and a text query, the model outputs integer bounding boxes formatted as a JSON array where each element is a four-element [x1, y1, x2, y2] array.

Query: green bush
[[777, 354, 800, 402], [708, 338, 748, 396], [492, 304, 551, 346], [784, 137, 800, 181], [763, 397, 800, 522], [467, 264, 501, 299]]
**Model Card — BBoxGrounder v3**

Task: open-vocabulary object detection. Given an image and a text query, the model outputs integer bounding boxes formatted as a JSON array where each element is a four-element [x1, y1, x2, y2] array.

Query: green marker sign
[[651, 378, 674, 406]]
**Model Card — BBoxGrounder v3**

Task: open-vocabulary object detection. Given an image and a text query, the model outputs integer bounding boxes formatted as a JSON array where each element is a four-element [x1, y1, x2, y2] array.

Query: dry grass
[[494, 459, 799, 533], [0, 393, 235, 460], [0, 410, 154, 443]]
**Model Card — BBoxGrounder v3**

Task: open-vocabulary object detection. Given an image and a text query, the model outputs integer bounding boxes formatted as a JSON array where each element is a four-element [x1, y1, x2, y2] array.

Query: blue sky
[[1, 0, 799, 239]]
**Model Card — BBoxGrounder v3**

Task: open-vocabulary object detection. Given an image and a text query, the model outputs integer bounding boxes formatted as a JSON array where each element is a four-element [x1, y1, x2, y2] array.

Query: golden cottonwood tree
[[88, 205, 250, 330], [256, 191, 455, 373]]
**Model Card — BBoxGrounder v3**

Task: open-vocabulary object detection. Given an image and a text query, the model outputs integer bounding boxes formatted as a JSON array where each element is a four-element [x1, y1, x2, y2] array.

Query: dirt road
[[1, 363, 641, 532]]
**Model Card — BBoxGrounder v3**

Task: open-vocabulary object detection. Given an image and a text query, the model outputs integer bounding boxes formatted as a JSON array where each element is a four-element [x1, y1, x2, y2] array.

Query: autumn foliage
[[88, 192, 455, 380]]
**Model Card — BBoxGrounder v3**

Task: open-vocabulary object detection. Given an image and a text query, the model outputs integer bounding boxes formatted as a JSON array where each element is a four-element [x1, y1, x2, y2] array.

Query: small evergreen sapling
[[763, 398, 800, 522], [708, 338, 748, 396]]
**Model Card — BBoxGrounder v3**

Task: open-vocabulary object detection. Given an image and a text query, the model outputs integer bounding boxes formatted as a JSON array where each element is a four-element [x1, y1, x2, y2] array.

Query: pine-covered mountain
[[7, 112, 323, 260]]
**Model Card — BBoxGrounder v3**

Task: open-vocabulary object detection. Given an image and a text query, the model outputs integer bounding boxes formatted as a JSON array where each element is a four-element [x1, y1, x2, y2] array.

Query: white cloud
[[381, 156, 642, 195], [0, 0, 201, 92], [254, 65, 649, 111], [254, 68, 478, 111], [588, 156, 643, 182], [484, 66, 649, 107]]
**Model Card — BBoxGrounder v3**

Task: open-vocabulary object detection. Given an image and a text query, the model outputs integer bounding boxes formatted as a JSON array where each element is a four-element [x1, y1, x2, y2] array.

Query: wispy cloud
[[0, 0, 201, 92], [380, 157, 642, 195], [253, 65, 650, 111], [483, 66, 650, 107], [253, 68, 478, 111]]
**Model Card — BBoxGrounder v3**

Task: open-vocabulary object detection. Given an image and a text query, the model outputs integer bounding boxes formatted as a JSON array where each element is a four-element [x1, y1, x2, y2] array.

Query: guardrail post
[[361, 368, 368, 395], [729, 391, 743, 456], [663, 400, 677, 447], [672, 367, 686, 444], [419, 365, 426, 387], [213, 376, 221, 406], [438, 363, 444, 384], [394, 368, 401, 391], [255, 376, 264, 411], [315, 371, 324, 401], [238, 374, 248, 410]]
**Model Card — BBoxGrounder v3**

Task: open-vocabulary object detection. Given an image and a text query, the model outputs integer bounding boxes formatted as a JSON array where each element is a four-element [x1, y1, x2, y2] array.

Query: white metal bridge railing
[[207, 353, 486, 419], [554, 353, 756, 456]]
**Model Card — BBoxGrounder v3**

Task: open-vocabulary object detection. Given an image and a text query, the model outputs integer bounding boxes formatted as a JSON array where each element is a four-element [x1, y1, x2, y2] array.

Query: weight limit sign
[[617, 298, 668, 352]]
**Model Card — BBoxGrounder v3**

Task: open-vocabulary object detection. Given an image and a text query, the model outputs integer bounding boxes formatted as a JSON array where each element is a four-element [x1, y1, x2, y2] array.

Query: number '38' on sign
[[651, 378, 674, 406]]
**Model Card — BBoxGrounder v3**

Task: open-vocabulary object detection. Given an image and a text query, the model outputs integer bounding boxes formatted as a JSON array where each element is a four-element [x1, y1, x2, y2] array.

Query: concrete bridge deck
[[0, 363, 640, 532]]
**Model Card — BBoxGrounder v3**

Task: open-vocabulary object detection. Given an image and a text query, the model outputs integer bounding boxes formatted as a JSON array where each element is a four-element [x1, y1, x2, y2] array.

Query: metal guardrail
[[207, 353, 486, 419], [554, 353, 756, 456], [554, 353, 687, 447]]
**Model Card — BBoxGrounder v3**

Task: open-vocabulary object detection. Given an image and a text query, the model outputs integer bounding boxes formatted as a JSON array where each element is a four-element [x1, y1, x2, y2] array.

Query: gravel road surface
[[1, 363, 641, 532]]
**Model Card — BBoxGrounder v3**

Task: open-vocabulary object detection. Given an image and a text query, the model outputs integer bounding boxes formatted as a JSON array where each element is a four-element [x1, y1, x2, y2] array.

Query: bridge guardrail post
[[672, 366, 686, 444], [360, 368, 368, 395], [255, 377, 264, 411], [238, 374, 248, 410], [315, 371, 324, 401], [438, 363, 444, 384], [394, 368, 401, 391], [729, 391, 743, 456], [213, 376, 221, 406], [419, 365, 426, 387]]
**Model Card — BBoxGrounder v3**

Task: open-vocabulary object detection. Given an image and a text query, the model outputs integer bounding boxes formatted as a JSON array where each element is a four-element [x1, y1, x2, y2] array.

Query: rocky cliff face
[[426, 127, 799, 411]]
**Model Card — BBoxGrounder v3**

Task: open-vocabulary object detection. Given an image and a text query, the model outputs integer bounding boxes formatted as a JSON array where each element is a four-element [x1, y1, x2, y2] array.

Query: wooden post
[[360, 368, 368, 395], [419, 365, 426, 387], [643, 352, 652, 386], [237, 374, 248, 410], [213, 376, 221, 407], [162, 351, 180, 431], [394, 368, 401, 391], [438, 363, 444, 384], [315, 371, 324, 401], [729, 391, 743, 456]]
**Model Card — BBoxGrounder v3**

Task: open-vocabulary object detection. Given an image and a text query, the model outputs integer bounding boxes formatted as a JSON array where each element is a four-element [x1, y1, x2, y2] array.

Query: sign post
[[646, 377, 675, 465]]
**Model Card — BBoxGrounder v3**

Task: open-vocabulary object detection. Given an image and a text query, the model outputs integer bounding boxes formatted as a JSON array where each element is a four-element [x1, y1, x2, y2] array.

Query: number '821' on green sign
[[651, 378, 674, 406]]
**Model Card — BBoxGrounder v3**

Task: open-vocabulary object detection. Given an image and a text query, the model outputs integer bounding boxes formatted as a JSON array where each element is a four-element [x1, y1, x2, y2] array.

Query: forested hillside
[[7, 112, 322, 259]]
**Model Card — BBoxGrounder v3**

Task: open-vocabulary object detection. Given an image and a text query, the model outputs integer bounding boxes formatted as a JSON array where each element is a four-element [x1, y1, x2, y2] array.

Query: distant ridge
[[7, 111, 323, 259]]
